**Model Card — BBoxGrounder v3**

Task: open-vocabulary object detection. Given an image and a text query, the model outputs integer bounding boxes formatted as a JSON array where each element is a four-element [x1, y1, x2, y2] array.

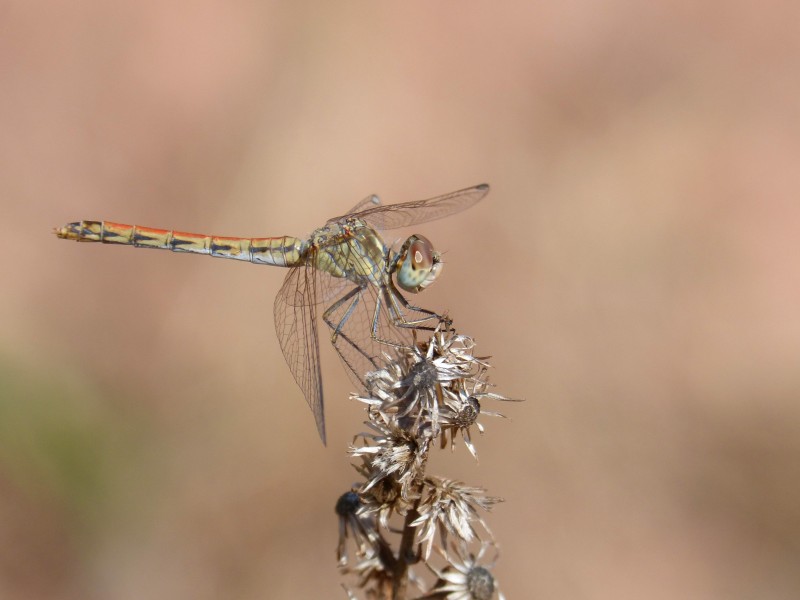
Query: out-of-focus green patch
[[0, 355, 145, 536]]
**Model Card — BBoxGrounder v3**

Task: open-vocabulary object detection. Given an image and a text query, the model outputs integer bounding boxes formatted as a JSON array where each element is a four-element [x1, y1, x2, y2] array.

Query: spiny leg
[[384, 284, 448, 330], [323, 285, 363, 343], [367, 285, 440, 354], [322, 286, 380, 375]]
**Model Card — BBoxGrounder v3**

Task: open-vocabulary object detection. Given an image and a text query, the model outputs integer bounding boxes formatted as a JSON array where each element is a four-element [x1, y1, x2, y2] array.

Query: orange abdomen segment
[[54, 220, 304, 266]]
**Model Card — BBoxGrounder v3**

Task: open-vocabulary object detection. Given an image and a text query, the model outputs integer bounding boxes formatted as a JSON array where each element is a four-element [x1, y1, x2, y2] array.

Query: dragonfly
[[55, 183, 490, 443]]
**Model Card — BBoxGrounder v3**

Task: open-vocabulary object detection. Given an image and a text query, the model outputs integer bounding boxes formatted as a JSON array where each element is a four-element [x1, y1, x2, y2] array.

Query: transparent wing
[[273, 261, 326, 443], [319, 278, 422, 391], [329, 183, 489, 231], [342, 193, 380, 216], [312, 239, 433, 392]]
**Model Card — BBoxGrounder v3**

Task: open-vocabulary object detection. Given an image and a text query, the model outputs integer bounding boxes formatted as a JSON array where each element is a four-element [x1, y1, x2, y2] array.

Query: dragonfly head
[[395, 234, 442, 293]]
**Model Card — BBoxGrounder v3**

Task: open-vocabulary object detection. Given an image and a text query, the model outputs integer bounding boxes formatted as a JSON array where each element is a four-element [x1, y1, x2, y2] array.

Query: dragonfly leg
[[323, 285, 363, 344], [322, 286, 380, 376], [385, 284, 448, 331], [367, 286, 442, 353]]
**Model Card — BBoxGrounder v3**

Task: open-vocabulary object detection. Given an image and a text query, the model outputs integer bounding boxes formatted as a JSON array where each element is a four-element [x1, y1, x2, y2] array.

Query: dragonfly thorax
[[310, 220, 389, 286]]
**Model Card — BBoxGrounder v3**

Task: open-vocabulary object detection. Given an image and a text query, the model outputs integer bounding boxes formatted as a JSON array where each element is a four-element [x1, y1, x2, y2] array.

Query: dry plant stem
[[390, 494, 423, 599]]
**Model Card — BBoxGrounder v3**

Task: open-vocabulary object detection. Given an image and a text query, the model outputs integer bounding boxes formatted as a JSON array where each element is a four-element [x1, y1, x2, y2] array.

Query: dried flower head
[[340, 547, 391, 598], [339, 320, 519, 598], [412, 477, 502, 560], [439, 369, 521, 459], [336, 491, 380, 566], [350, 417, 430, 501], [420, 543, 504, 600], [351, 456, 404, 531]]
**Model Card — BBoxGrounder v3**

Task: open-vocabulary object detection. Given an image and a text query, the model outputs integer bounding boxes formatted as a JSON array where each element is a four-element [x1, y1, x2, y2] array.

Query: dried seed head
[[466, 566, 495, 600], [342, 320, 517, 598], [335, 490, 379, 566], [423, 542, 504, 600], [336, 491, 361, 517], [404, 358, 439, 392], [454, 396, 480, 428], [413, 477, 502, 559]]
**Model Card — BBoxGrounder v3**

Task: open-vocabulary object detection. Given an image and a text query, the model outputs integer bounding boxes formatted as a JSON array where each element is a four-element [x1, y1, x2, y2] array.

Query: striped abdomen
[[54, 220, 305, 267]]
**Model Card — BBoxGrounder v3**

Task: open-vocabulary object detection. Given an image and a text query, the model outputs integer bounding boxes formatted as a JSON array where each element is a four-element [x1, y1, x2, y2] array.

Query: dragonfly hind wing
[[274, 263, 326, 443], [345, 183, 489, 231], [335, 194, 381, 220]]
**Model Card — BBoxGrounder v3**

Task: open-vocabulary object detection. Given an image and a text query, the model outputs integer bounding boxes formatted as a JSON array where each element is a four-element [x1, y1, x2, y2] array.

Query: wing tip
[[317, 419, 327, 445]]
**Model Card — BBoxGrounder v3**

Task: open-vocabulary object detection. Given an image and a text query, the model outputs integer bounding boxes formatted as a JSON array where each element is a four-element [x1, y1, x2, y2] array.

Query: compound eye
[[396, 235, 441, 293], [409, 235, 434, 270]]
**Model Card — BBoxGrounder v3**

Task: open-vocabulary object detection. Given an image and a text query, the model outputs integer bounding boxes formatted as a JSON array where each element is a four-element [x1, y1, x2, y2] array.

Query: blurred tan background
[[2, 1, 799, 598]]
